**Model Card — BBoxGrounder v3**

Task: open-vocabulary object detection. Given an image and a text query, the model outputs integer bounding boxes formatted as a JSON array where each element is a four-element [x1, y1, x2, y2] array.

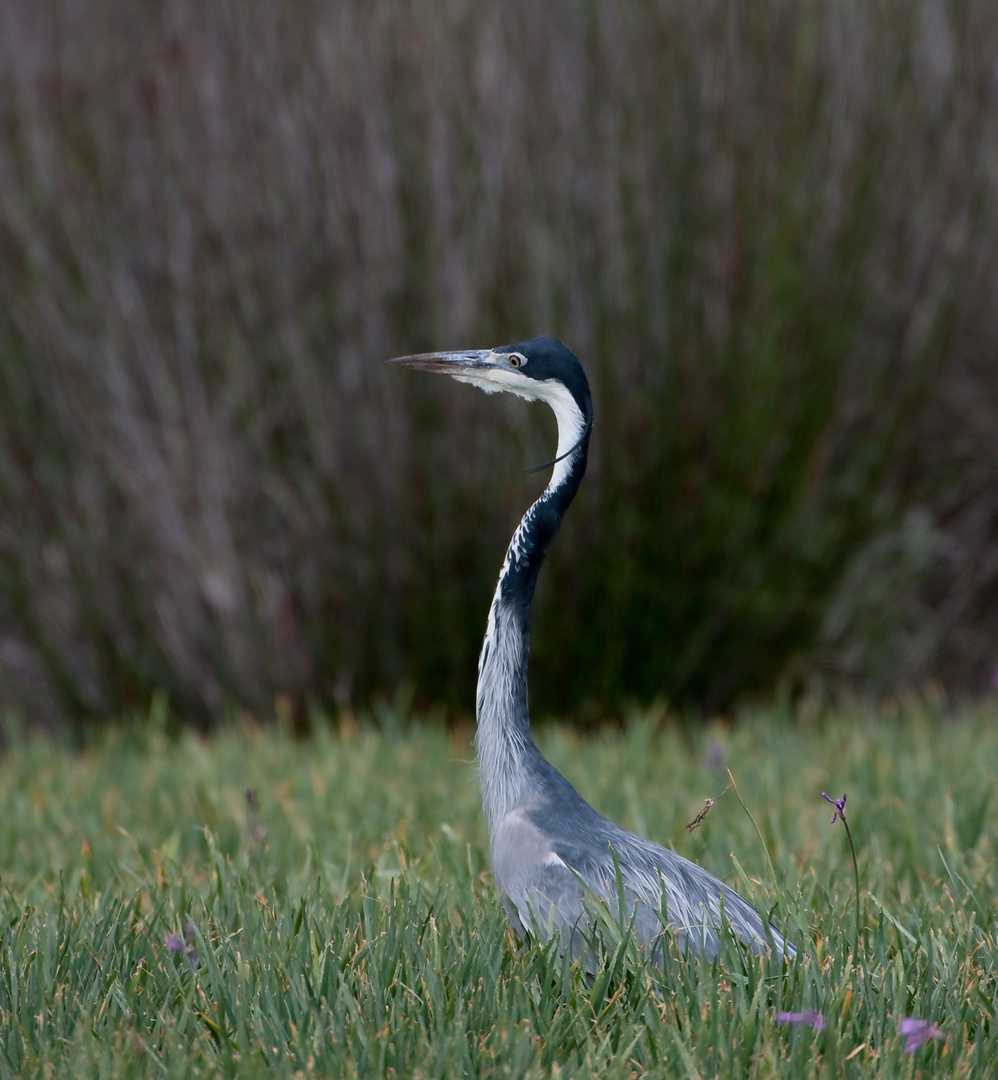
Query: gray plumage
[[390, 336, 793, 963]]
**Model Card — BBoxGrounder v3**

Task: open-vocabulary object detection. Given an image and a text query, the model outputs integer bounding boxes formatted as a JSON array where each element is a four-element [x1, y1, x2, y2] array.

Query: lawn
[[0, 698, 995, 1077]]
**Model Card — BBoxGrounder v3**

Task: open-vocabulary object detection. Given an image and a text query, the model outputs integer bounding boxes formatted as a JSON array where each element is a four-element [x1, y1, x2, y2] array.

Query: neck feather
[[475, 393, 591, 833]]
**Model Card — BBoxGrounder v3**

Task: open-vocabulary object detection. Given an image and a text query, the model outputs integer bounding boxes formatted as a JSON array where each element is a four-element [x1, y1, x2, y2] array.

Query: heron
[[390, 336, 793, 962]]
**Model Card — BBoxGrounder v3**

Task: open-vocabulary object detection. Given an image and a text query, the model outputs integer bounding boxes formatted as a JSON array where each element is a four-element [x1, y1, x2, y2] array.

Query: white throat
[[452, 360, 587, 489]]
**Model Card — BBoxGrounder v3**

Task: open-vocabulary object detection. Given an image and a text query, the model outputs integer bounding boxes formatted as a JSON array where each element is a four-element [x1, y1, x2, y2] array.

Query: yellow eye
[[509, 354, 522, 368]]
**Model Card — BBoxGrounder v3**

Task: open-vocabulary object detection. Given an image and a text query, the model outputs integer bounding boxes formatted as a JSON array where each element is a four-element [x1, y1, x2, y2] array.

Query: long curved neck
[[475, 406, 591, 834]]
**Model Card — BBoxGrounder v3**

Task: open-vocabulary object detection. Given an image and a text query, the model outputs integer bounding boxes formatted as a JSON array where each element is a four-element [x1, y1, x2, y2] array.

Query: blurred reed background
[[0, 0, 996, 733]]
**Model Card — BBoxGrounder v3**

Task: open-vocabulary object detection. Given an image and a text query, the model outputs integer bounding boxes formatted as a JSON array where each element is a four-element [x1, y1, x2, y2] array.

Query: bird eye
[[509, 354, 522, 368]]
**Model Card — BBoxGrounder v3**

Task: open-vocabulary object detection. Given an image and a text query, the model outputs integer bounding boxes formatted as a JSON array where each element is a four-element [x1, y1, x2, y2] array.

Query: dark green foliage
[[0, 1, 996, 730]]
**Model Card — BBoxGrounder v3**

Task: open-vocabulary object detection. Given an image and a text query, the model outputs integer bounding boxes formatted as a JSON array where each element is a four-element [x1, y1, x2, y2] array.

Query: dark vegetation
[[1, 0, 997, 733]]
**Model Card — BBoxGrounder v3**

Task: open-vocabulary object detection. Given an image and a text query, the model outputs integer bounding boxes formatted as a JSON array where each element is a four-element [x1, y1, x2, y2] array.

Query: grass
[[0, 698, 996, 1077]]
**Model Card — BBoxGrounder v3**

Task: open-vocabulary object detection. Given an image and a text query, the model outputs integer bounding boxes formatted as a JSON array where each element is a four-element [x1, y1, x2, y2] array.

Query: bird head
[[389, 336, 593, 471]]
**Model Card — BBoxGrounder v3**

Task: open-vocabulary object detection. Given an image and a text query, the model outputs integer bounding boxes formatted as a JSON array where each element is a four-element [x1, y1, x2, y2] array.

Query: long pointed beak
[[387, 349, 493, 375]]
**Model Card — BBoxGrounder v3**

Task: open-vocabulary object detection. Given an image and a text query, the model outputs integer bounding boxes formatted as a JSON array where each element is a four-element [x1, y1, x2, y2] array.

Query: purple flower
[[776, 1009, 826, 1032], [899, 1017, 945, 1053], [165, 922, 200, 970], [822, 791, 847, 824]]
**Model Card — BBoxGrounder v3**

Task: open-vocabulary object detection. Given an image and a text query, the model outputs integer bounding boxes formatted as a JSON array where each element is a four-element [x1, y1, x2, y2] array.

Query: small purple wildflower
[[899, 1017, 945, 1053], [776, 1009, 826, 1032], [822, 791, 847, 824], [822, 789, 862, 952], [165, 922, 200, 970]]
